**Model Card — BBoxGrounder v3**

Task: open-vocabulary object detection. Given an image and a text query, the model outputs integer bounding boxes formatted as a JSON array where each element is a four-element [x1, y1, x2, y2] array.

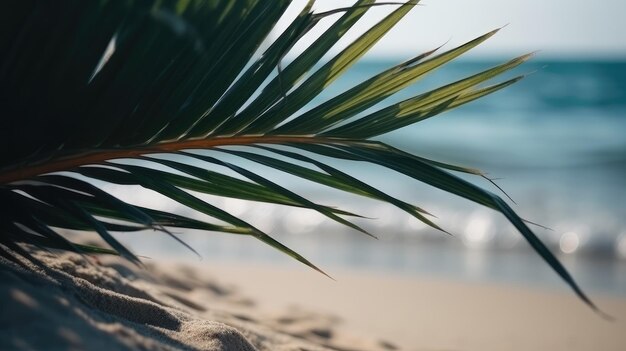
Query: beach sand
[[1, 247, 625, 351]]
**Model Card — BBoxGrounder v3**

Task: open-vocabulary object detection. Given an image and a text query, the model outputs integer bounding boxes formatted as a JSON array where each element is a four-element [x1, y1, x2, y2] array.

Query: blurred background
[[113, 0, 626, 296]]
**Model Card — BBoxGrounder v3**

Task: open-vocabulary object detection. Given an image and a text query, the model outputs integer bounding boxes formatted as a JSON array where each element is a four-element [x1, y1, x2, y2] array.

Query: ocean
[[117, 59, 626, 296]]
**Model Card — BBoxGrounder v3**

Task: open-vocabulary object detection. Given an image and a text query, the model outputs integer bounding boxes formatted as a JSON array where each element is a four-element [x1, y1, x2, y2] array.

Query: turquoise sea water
[[118, 59, 626, 296]]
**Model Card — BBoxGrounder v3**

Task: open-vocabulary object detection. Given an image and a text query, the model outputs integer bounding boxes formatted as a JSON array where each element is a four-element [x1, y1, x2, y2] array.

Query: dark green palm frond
[[0, 0, 599, 312]]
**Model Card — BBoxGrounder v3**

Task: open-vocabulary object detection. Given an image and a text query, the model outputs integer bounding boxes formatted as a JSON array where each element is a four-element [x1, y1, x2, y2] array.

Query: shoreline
[[191, 259, 626, 351]]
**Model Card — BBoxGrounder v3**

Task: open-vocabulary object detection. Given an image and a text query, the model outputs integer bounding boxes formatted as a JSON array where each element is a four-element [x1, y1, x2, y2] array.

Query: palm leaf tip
[[0, 0, 601, 314]]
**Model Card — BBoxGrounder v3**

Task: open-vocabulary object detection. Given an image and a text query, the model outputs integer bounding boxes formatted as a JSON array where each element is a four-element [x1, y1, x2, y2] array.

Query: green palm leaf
[[0, 0, 599, 312]]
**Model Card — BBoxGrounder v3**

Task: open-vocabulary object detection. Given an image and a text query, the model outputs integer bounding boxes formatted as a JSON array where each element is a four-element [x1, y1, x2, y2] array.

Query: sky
[[279, 0, 626, 59]]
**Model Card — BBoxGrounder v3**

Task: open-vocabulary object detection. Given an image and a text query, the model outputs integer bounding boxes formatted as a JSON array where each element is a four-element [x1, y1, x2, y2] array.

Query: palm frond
[[0, 0, 598, 312]]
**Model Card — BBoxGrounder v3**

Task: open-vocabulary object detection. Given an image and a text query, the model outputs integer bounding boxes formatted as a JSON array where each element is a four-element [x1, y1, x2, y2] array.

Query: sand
[[1, 247, 626, 351]]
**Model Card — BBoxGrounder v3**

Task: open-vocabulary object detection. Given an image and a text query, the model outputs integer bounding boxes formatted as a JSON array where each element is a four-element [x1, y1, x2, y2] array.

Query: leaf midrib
[[0, 135, 346, 184]]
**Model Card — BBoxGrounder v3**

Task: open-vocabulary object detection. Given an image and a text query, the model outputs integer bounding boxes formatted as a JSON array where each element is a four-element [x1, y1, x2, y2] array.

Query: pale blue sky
[[281, 0, 626, 59]]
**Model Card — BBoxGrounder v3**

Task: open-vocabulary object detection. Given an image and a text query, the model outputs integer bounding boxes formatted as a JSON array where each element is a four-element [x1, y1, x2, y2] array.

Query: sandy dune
[[1, 248, 625, 351], [0, 249, 395, 351]]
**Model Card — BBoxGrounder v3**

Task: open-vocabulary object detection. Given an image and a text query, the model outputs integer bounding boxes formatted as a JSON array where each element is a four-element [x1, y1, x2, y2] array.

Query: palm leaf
[[0, 0, 599, 312]]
